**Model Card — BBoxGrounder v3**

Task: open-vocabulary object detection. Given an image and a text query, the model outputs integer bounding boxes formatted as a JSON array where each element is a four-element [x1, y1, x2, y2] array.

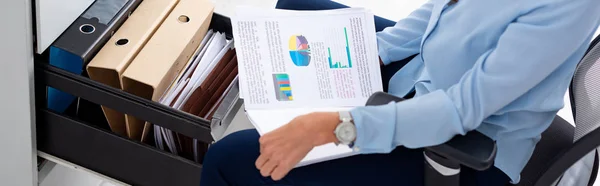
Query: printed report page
[[233, 7, 382, 110]]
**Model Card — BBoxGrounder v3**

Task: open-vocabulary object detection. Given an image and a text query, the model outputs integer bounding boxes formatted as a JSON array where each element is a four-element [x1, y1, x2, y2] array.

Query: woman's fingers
[[271, 148, 304, 180], [259, 159, 278, 177], [270, 165, 289, 181], [255, 116, 317, 180], [271, 156, 294, 181], [255, 154, 268, 169]]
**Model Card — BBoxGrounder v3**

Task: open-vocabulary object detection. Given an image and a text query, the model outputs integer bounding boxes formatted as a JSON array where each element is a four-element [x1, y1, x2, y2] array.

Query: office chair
[[366, 35, 600, 186]]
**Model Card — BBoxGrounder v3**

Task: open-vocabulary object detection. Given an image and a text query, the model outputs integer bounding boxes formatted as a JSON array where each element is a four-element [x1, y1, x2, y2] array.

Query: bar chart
[[272, 73, 293, 101], [328, 27, 353, 69]]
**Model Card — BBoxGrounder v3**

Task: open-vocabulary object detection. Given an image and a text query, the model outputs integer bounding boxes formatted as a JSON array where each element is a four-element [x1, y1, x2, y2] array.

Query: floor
[[41, 0, 599, 185]]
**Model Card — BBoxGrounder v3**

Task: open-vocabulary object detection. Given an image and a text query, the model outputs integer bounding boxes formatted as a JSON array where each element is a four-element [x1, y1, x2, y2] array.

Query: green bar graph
[[344, 27, 352, 68], [328, 27, 352, 69]]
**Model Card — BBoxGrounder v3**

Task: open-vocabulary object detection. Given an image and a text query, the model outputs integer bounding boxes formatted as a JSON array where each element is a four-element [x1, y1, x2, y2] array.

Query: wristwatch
[[334, 111, 356, 147]]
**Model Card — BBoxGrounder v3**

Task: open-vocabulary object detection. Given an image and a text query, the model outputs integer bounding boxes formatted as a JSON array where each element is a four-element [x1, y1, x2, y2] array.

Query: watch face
[[338, 123, 356, 142]]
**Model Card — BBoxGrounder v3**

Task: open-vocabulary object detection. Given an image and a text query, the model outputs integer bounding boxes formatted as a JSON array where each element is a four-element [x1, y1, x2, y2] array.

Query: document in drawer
[[152, 30, 235, 159], [47, 0, 142, 113], [172, 32, 229, 110], [121, 0, 215, 141], [86, 0, 179, 137], [154, 29, 215, 155], [199, 66, 239, 117], [184, 49, 236, 115]]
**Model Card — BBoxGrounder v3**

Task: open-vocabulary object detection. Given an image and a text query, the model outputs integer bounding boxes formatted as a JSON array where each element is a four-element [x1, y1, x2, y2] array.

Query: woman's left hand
[[255, 112, 340, 181]]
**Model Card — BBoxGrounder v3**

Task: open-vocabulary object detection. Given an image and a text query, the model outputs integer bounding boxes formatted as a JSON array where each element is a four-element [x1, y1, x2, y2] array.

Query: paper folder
[[186, 54, 238, 115], [121, 0, 215, 141], [175, 64, 238, 159], [47, 0, 142, 113], [206, 77, 240, 119], [86, 0, 180, 137], [199, 66, 239, 117], [175, 55, 237, 159], [183, 50, 236, 114]]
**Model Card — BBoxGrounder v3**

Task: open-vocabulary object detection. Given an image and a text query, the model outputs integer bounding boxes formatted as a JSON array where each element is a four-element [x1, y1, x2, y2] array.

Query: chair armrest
[[427, 131, 497, 171], [365, 92, 497, 171]]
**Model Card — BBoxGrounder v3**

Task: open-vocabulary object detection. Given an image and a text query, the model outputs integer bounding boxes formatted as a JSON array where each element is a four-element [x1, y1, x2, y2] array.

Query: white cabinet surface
[[35, 0, 94, 53]]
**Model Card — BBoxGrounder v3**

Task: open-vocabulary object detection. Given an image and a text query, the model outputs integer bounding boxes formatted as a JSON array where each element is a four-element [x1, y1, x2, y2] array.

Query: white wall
[[0, 0, 38, 186]]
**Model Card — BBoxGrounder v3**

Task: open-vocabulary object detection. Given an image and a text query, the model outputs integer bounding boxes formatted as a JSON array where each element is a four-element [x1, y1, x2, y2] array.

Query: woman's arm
[[351, 0, 600, 153], [377, 1, 434, 65]]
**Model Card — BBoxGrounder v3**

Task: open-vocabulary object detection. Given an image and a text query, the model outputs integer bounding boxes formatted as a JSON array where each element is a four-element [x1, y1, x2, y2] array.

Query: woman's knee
[[202, 129, 261, 170]]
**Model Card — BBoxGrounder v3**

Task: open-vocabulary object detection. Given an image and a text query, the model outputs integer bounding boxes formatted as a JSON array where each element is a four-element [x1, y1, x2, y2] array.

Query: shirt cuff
[[350, 102, 397, 154], [376, 33, 393, 66]]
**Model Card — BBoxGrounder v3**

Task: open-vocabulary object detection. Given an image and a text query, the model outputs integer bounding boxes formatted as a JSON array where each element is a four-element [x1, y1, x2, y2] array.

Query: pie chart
[[288, 35, 311, 66]]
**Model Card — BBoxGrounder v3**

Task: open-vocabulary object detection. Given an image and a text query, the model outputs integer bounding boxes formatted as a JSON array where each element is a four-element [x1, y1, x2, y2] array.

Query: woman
[[201, 0, 600, 185]]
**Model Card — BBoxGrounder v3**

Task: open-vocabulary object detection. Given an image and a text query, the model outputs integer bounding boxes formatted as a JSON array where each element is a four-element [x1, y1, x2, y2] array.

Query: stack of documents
[[232, 7, 382, 166], [153, 30, 239, 161]]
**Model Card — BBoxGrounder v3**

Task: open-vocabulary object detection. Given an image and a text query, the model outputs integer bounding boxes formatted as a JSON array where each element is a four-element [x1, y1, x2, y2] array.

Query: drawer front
[[36, 109, 203, 186]]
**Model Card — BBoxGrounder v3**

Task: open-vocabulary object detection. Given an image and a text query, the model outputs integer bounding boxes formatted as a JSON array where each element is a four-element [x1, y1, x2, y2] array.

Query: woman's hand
[[255, 112, 340, 181]]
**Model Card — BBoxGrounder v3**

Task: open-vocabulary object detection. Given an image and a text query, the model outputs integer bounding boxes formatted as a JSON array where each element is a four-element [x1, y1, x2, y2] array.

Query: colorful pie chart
[[288, 35, 311, 66]]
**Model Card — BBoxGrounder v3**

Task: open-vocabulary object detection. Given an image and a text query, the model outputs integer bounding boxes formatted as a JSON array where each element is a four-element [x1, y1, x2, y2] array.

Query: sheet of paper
[[177, 30, 216, 84], [166, 33, 219, 107], [158, 78, 189, 153], [169, 32, 221, 106], [165, 79, 190, 107], [162, 128, 178, 154], [156, 78, 191, 154], [173, 33, 228, 109], [233, 7, 382, 110], [235, 7, 361, 100], [246, 107, 357, 166], [152, 30, 228, 156], [195, 40, 235, 89], [154, 125, 164, 150], [161, 30, 215, 105]]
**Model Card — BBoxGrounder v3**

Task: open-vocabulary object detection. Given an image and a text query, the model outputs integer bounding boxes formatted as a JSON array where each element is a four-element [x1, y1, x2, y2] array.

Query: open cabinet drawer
[[35, 13, 236, 186]]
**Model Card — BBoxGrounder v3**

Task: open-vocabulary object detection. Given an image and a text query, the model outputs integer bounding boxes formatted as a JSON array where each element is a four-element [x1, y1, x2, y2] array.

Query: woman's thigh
[[202, 129, 425, 186], [202, 129, 510, 186]]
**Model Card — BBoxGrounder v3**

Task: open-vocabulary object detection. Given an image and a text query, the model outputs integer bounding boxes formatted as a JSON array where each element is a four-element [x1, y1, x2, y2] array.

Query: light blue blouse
[[349, 0, 600, 183]]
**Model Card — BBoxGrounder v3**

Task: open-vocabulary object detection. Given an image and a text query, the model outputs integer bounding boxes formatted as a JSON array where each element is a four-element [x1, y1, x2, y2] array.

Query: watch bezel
[[335, 111, 356, 146]]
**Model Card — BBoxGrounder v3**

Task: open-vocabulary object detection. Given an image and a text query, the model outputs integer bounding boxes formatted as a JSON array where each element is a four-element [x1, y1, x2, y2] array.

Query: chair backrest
[[516, 115, 574, 186], [531, 36, 600, 186], [572, 36, 600, 142]]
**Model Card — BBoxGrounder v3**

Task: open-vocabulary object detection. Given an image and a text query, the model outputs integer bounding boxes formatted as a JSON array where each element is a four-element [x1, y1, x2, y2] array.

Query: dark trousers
[[199, 0, 511, 185]]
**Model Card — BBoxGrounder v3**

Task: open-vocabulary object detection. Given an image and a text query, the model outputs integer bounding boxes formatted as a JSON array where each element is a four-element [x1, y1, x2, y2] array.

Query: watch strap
[[336, 111, 356, 146], [339, 111, 353, 122]]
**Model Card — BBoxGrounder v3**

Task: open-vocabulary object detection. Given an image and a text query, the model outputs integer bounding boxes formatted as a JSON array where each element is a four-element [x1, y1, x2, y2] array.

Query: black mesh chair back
[[516, 36, 600, 186], [573, 37, 600, 142], [374, 36, 600, 186]]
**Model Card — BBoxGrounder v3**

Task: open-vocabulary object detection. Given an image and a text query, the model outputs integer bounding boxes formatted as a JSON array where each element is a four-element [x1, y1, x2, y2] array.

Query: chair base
[[424, 150, 461, 186]]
